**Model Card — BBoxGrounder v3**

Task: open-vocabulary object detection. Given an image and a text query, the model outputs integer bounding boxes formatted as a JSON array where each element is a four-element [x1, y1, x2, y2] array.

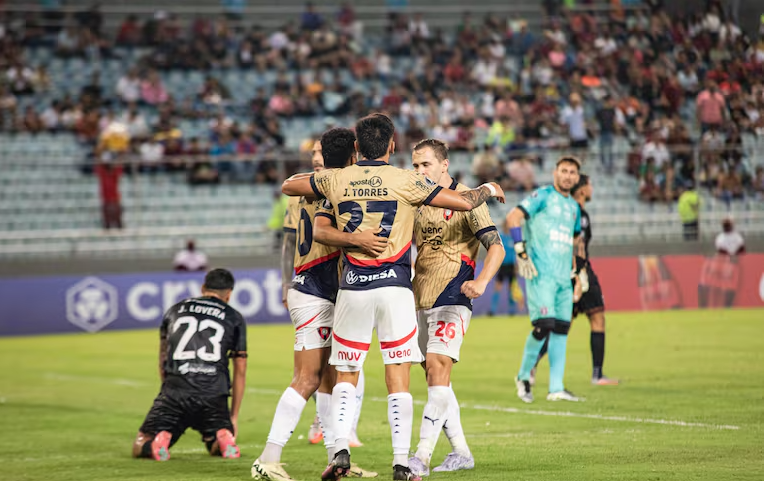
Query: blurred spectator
[[140, 70, 168, 105], [173, 240, 208, 271], [139, 137, 165, 173], [486, 115, 515, 149], [752, 166, 764, 200], [641, 131, 671, 168], [715, 218, 745, 256], [95, 161, 123, 229], [116, 68, 141, 104], [56, 26, 81, 57], [696, 82, 726, 132], [6, 61, 35, 95], [198, 76, 231, 106], [596, 95, 623, 173], [116, 14, 142, 46], [507, 157, 536, 192], [120, 104, 150, 139], [301, 2, 323, 31], [560, 93, 589, 158], [22, 105, 43, 133], [678, 182, 700, 240], [639, 170, 663, 202], [40, 101, 62, 132]]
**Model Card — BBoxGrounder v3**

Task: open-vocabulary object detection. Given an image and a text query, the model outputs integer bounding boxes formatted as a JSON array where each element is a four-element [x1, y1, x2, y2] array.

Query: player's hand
[[461, 279, 487, 299], [489, 182, 506, 204], [282, 286, 289, 310], [578, 269, 590, 293], [573, 275, 583, 303], [354, 227, 388, 257], [514, 242, 538, 279], [230, 415, 238, 438]]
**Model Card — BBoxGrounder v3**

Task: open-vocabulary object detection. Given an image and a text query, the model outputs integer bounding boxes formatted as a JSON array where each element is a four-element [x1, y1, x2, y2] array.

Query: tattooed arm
[[461, 228, 505, 299], [427, 182, 506, 211], [281, 230, 296, 309]]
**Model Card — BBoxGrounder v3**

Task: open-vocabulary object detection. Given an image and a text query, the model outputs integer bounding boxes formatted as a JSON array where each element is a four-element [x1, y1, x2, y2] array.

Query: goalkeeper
[[506, 156, 584, 403]]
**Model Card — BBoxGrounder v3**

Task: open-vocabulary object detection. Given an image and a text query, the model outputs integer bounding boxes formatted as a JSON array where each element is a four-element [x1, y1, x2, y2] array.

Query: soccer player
[[283, 113, 504, 480], [132, 268, 246, 461], [534, 174, 618, 385], [507, 156, 584, 403], [406, 139, 505, 476], [253, 129, 381, 481], [490, 219, 519, 316]]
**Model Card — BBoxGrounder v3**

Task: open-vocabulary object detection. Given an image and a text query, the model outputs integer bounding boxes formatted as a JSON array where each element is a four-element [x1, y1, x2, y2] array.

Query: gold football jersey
[[312, 160, 442, 290], [413, 179, 497, 310], [284, 195, 340, 302]]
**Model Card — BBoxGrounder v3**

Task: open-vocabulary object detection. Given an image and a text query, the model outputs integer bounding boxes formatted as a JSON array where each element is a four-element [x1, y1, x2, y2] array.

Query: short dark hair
[[321, 128, 356, 168], [556, 155, 581, 170], [571, 173, 590, 195], [355, 113, 395, 160], [413, 138, 449, 162], [203, 268, 235, 291]]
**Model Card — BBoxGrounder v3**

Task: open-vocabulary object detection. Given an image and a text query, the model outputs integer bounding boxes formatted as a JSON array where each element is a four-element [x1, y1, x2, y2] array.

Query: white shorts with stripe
[[287, 289, 334, 351], [417, 305, 472, 362], [330, 286, 423, 372]]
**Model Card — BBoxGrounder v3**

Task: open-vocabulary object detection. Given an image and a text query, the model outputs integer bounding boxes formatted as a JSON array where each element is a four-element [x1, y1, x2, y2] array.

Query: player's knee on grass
[[553, 320, 571, 335], [133, 432, 153, 458], [204, 436, 220, 456], [425, 353, 453, 387], [531, 318, 555, 340]]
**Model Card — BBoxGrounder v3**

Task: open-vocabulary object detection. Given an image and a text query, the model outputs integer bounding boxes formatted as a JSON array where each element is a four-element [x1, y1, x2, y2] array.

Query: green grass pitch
[[1, 309, 763, 481]]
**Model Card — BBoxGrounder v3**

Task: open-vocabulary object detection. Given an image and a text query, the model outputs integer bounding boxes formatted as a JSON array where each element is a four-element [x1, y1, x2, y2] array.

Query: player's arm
[[281, 231, 296, 307], [158, 317, 169, 382], [229, 319, 248, 437], [461, 228, 505, 299], [282, 171, 329, 200], [313, 214, 388, 257], [427, 182, 506, 210]]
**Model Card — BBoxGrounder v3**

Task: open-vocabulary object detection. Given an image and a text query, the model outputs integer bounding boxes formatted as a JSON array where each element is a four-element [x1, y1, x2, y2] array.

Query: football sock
[[415, 386, 450, 464], [331, 382, 357, 454], [352, 369, 365, 435], [490, 291, 500, 313], [591, 331, 605, 379], [261, 387, 306, 463], [548, 332, 569, 393], [316, 392, 336, 463], [518, 330, 547, 381], [389, 392, 414, 467], [443, 384, 471, 458]]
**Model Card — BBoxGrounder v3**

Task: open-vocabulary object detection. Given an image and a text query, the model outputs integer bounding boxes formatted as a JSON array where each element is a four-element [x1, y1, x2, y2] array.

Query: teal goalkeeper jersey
[[518, 185, 581, 282]]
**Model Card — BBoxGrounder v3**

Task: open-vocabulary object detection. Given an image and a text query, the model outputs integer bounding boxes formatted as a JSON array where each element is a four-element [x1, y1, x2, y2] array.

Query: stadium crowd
[[1, 1, 764, 201]]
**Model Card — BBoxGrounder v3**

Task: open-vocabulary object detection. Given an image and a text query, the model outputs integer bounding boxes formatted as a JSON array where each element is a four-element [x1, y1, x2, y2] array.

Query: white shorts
[[417, 305, 472, 362], [287, 289, 334, 351], [330, 286, 423, 372]]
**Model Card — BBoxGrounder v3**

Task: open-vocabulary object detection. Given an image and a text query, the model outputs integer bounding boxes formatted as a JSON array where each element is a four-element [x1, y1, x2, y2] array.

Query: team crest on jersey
[[443, 209, 454, 221], [318, 327, 331, 341], [540, 307, 548, 315]]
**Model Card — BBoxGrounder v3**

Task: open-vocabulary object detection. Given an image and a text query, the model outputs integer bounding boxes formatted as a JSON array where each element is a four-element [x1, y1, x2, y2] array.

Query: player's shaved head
[[202, 268, 235, 301], [572, 173, 591, 203], [571, 174, 590, 195], [321, 128, 357, 168], [413, 138, 448, 162], [355, 113, 395, 160]]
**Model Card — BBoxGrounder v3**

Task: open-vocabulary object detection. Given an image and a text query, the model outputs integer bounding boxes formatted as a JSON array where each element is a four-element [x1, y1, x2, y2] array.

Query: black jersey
[[160, 296, 247, 397], [580, 207, 592, 259]]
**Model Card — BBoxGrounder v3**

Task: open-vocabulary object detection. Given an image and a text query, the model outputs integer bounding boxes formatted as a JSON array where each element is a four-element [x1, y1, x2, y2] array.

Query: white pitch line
[[43, 373, 741, 431]]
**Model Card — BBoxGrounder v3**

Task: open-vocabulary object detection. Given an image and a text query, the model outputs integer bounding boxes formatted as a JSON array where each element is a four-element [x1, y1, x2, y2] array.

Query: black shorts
[[139, 387, 233, 447], [573, 267, 605, 318], [496, 264, 516, 283]]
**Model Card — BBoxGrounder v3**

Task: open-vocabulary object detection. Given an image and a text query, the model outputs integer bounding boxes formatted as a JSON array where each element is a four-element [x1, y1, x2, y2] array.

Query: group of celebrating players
[[131, 112, 617, 481]]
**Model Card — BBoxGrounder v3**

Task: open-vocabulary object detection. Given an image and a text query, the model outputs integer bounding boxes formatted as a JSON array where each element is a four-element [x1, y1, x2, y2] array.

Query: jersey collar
[[448, 178, 458, 190], [356, 159, 387, 166]]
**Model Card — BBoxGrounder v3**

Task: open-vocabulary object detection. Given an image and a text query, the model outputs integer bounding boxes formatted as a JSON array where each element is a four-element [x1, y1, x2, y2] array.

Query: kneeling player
[[407, 139, 505, 476], [133, 269, 247, 461]]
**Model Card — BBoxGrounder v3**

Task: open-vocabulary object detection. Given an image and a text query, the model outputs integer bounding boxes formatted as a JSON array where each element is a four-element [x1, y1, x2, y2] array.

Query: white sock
[[415, 386, 450, 464], [442, 384, 471, 457], [261, 387, 307, 463], [351, 369, 365, 436], [332, 382, 357, 454], [388, 392, 414, 467], [317, 392, 336, 463]]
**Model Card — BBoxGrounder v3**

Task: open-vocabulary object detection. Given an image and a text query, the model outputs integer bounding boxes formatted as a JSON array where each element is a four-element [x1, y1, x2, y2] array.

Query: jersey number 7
[[338, 200, 398, 238]]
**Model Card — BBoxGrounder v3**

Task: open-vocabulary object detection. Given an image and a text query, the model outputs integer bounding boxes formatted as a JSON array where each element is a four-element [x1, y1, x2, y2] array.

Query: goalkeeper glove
[[514, 242, 538, 279], [578, 269, 590, 293]]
